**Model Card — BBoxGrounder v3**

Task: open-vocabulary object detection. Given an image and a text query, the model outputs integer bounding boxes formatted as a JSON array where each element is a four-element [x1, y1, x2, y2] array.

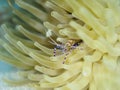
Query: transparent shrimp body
[[49, 37, 81, 64]]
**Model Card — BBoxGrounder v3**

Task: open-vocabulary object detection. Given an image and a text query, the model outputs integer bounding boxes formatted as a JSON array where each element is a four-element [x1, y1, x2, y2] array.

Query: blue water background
[[0, 0, 17, 72]]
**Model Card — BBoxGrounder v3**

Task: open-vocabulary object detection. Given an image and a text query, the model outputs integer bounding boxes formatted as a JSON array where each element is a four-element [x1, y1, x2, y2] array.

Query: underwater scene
[[0, 0, 120, 90]]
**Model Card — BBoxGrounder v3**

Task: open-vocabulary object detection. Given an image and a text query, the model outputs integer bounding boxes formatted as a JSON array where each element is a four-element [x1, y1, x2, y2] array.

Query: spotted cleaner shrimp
[[49, 37, 82, 64]]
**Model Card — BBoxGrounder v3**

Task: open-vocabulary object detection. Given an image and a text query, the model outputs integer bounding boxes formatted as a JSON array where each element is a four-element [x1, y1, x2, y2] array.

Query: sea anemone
[[0, 0, 120, 90]]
